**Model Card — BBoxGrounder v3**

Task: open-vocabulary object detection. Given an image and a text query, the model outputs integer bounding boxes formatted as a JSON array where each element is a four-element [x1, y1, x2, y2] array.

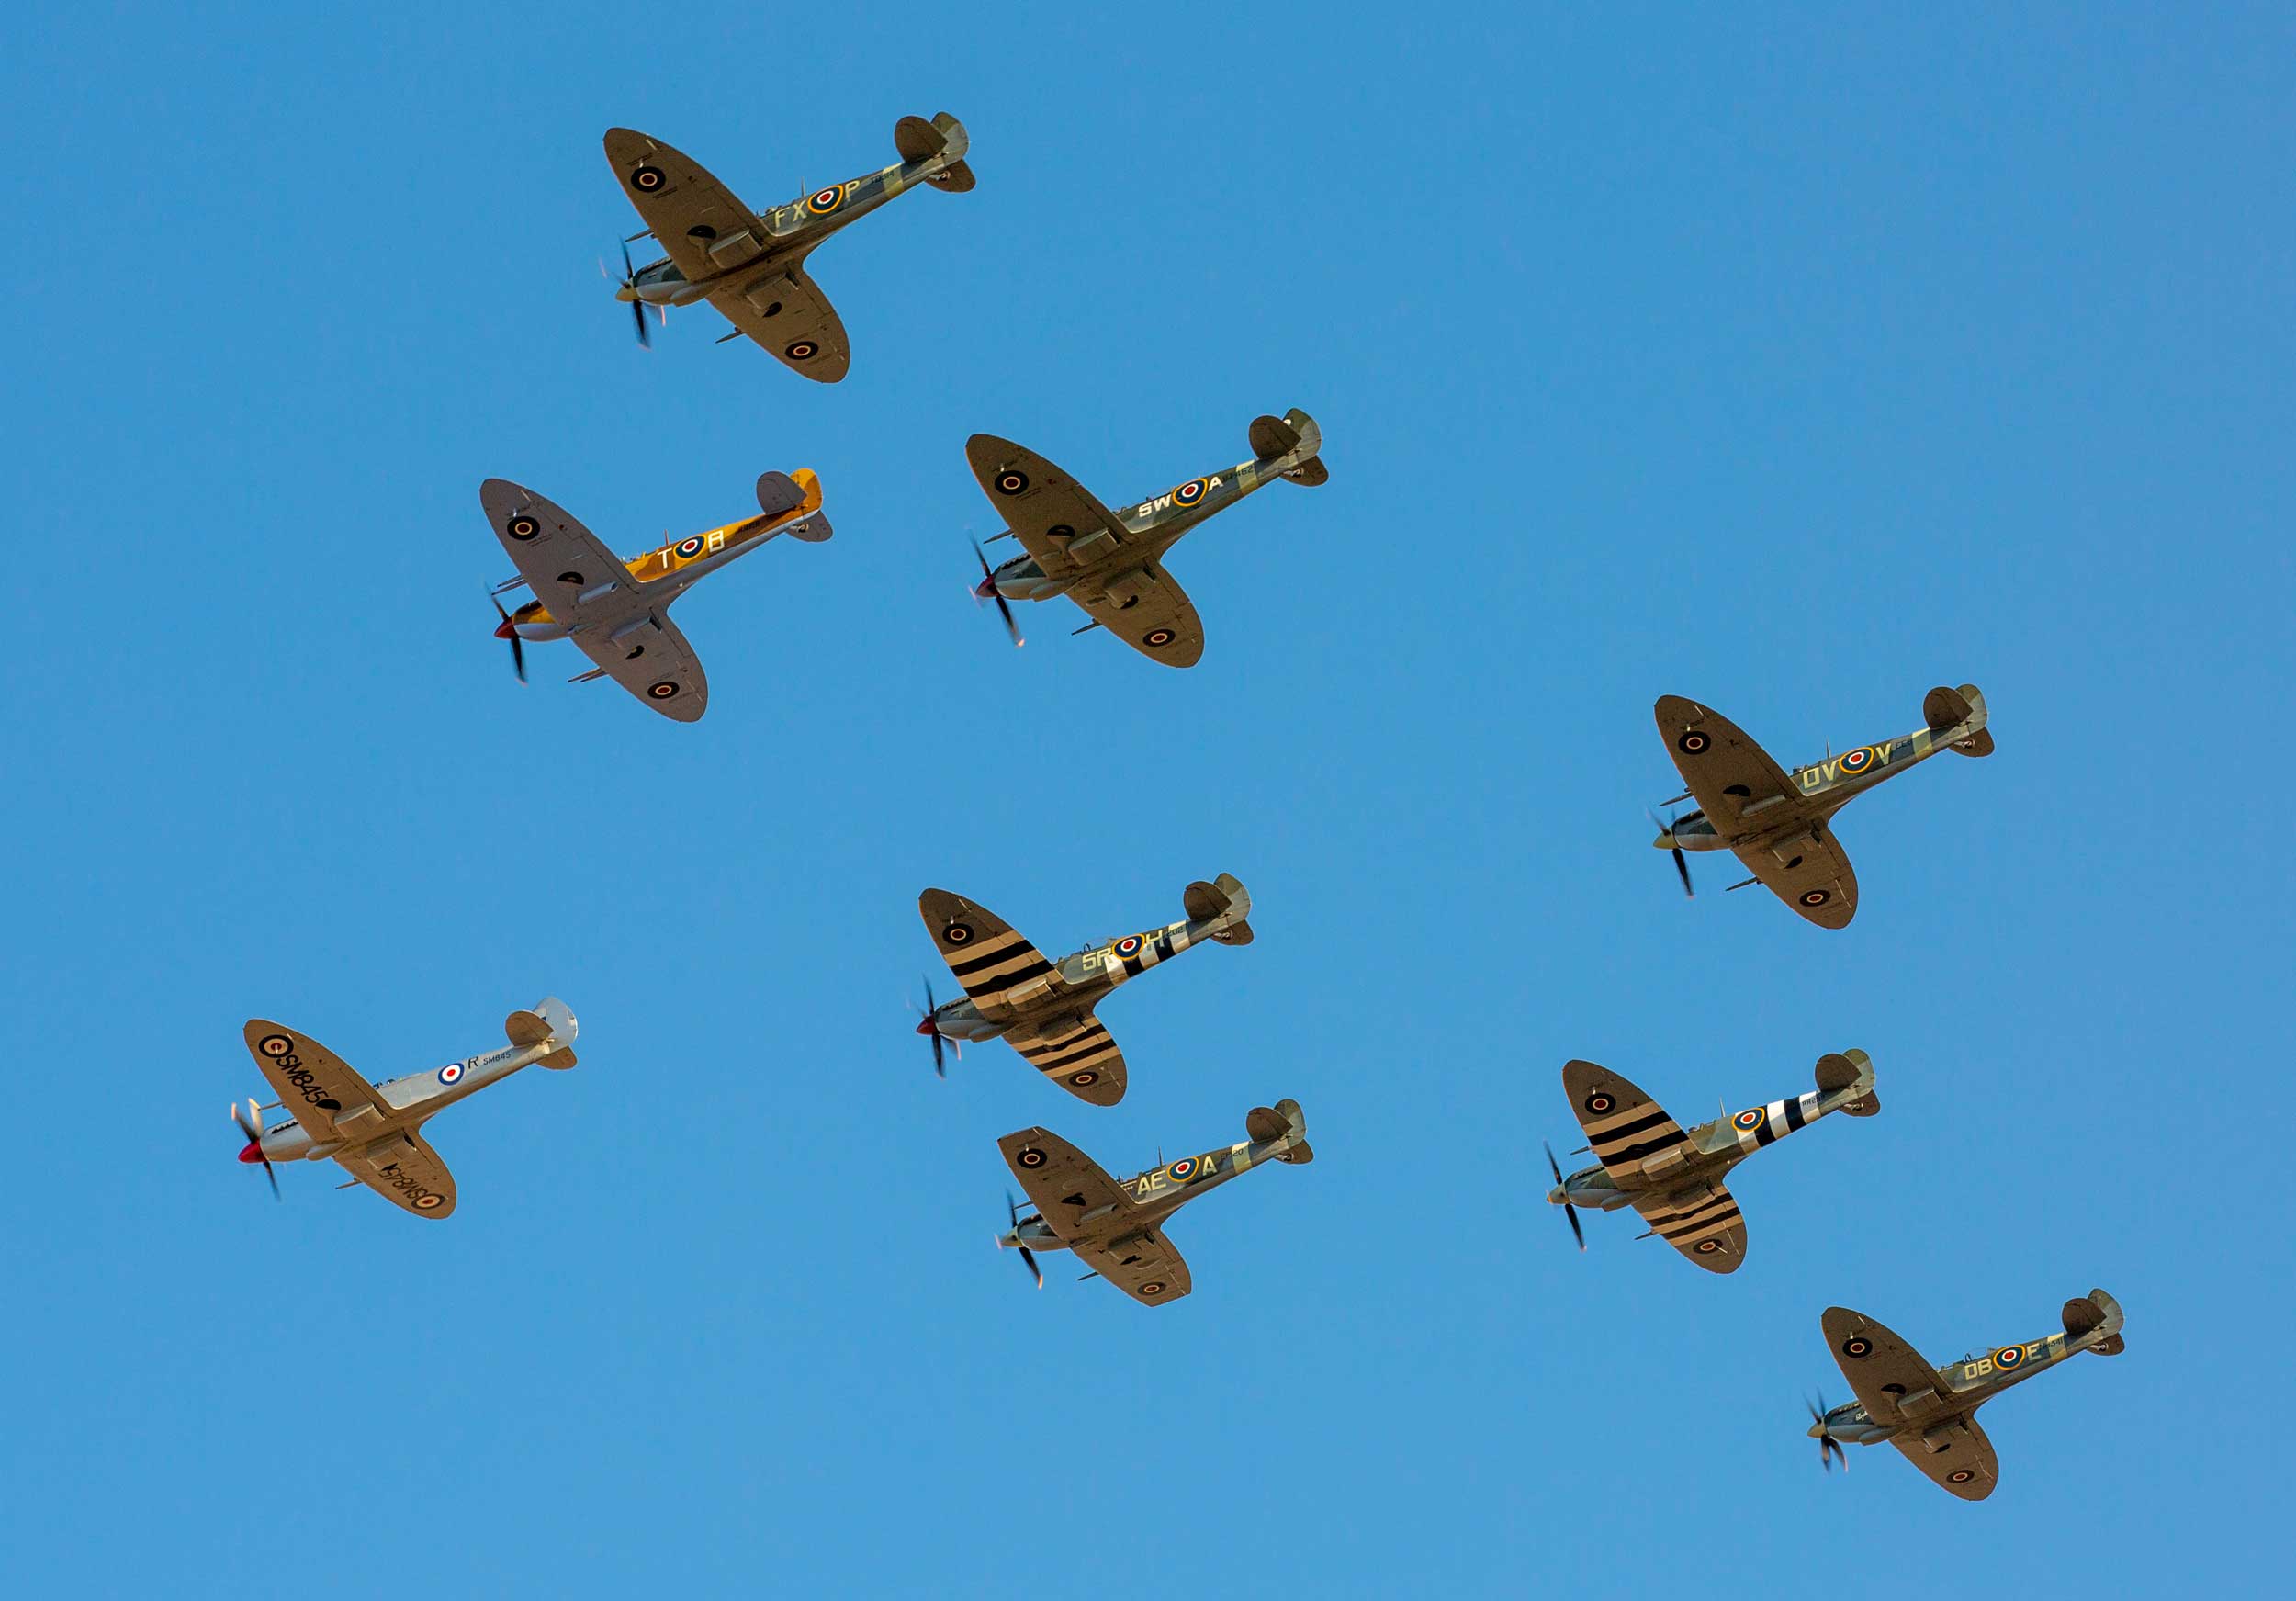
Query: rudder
[[1183, 872, 1254, 946], [1925, 682, 1993, 758], [1248, 408, 1327, 487]]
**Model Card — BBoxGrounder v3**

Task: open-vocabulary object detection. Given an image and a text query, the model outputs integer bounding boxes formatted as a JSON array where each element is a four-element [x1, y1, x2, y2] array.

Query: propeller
[[1544, 1141, 1585, 1252], [602, 240, 658, 348], [1005, 1191, 1042, 1288], [489, 592, 527, 683], [912, 976, 950, 1077], [1648, 806, 1694, 897], [971, 540, 1023, 647], [232, 1099, 279, 1200], [1806, 1393, 1847, 1472]]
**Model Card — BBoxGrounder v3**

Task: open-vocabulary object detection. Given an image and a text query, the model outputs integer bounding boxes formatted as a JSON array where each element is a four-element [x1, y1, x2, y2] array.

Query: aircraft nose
[[1807, 1420, 1827, 1439], [238, 1139, 264, 1165], [916, 1015, 938, 1036], [1651, 830, 1673, 849], [494, 615, 517, 640]]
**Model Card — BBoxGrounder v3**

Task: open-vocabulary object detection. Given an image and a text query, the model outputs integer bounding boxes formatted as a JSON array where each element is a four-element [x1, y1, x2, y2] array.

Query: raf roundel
[[1734, 1108, 1766, 1131], [994, 469, 1029, 497], [506, 513, 540, 541], [784, 340, 819, 363], [1840, 747, 1874, 773], [942, 920, 974, 946], [1841, 1335, 1874, 1359], [1168, 1156, 1198, 1181], [1994, 1345, 2024, 1369], [1694, 1239, 1720, 1255], [674, 535, 705, 560], [631, 164, 666, 192], [1142, 628, 1176, 648], [1582, 1090, 1615, 1116], [647, 680, 681, 701], [805, 185, 845, 216], [1139, 1280, 1166, 1297], [1800, 889, 1831, 908], [1114, 935, 1143, 958], [436, 1062, 466, 1087], [1017, 1146, 1047, 1170], [414, 1194, 445, 1211], [1070, 1071, 1098, 1088], [259, 1033, 293, 1059], [1172, 479, 1208, 507], [1948, 1468, 1975, 1484], [1677, 729, 1710, 755]]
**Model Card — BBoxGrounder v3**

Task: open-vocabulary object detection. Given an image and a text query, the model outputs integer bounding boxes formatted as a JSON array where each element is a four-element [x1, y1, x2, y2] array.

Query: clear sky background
[[4, 5, 2289, 1595]]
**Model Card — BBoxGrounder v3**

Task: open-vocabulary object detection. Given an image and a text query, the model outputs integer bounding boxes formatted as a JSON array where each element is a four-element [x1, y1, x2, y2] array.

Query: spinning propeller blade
[[913, 977, 947, 1077], [489, 592, 527, 683], [232, 1099, 279, 1200], [607, 240, 655, 350], [1648, 807, 1694, 897], [1005, 1191, 1042, 1288], [1544, 1141, 1585, 1252], [971, 540, 1023, 648], [1806, 1393, 1847, 1472]]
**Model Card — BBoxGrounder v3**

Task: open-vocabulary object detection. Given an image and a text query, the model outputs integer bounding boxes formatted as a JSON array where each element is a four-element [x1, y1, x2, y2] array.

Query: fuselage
[[1546, 1080, 1862, 1211], [978, 454, 1288, 603], [999, 1134, 1279, 1256], [239, 1039, 546, 1167], [925, 913, 1222, 1043], [1810, 1327, 2086, 1451], [1653, 725, 1953, 854]]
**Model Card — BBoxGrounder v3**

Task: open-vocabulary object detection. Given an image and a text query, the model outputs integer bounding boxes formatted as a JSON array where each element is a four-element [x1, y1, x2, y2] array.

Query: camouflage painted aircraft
[[964, 410, 1327, 665], [1544, 1051, 1878, 1271], [1650, 684, 1994, 928], [602, 114, 973, 377], [481, 468, 831, 722], [915, 875, 1252, 1105], [1809, 1289, 2127, 1500], [996, 1099, 1312, 1306], [230, 999, 579, 1220]]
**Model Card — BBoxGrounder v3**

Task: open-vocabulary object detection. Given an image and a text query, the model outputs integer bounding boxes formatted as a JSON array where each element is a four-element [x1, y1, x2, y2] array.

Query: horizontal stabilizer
[[899, 112, 974, 192], [1270, 1096, 1311, 1161], [1841, 1090, 1879, 1117], [508, 997, 579, 1069], [1184, 873, 1254, 944], [1926, 682, 1993, 757], [1253, 406, 1327, 487], [1278, 1139, 1315, 1165], [783, 512, 833, 543], [2065, 1287, 2127, 1353]]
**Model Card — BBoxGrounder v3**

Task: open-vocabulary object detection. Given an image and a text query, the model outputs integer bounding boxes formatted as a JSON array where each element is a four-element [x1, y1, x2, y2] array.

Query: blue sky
[[5, 4, 2289, 1595]]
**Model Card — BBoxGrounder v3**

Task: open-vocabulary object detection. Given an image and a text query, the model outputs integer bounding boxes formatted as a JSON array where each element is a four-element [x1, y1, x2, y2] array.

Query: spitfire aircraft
[[915, 874, 1253, 1105], [1544, 1051, 1879, 1271], [230, 999, 579, 1220], [963, 410, 1327, 665], [481, 468, 831, 722], [1650, 684, 1994, 928], [996, 1099, 1312, 1306], [602, 114, 973, 377], [1808, 1289, 2127, 1499]]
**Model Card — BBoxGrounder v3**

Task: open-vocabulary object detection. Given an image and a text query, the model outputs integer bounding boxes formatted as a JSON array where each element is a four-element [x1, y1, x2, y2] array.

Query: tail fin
[[1924, 682, 1993, 758], [1183, 872, 1254, 945], [507, 997, 580, 1069], [1248, 407, 1327, 488], [1816, 1048, 1879, 1116], [1246, 1098, 1313, 1164], [2064, 1288, 2126, 1356], [754, 468, 831, 542], [896, 112, 974, 192]]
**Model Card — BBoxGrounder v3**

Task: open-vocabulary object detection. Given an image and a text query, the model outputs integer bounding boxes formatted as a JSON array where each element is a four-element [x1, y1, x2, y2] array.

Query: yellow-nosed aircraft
[[482, 469, 830, 722]]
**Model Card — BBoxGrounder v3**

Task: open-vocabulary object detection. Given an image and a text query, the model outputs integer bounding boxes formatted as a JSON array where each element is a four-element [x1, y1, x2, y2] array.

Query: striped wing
[[918, 889, 1063, 1013], [1631, 1180, 1745, 1272], [1561, 1060, 1692, 1186], [1008, 1014, 1125, 1107]]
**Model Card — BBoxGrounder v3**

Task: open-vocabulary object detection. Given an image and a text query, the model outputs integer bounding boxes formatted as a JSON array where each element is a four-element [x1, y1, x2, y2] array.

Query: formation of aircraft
[[996, 1099, 1312, 1305], [602, 114, 973, 377], [482, 468, 832, 721], [1650, 684, 1992, 927], [915, 875, 1253, 1105], [231, 1000, 578, 1219], [963, 411, 1327, 665], [1809, 1290, 2127, 1499], [1544, 1051, 1879, 1271]]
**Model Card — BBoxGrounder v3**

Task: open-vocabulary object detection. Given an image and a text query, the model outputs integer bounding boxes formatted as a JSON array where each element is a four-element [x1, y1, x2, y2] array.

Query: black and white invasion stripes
[[1012, 1016, 1120, 1083], [1728, 1091, 1823, 1152], [944, 930, 1056, 1002], [1581, 1099, 1690, 1172]]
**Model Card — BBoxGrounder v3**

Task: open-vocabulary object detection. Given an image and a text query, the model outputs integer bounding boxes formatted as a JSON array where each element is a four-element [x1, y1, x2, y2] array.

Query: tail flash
[[1246, 1098, 1313, 1164], [507, 996, 580, 1070], [897, 112, 974, 192], [2065, 1288, 2127, 1356], [1817, 1048, 1880, 1116], [1184, 872, 1254, 945], [1249, 408, 1327, 488], [1925, 682, 1993, 758]]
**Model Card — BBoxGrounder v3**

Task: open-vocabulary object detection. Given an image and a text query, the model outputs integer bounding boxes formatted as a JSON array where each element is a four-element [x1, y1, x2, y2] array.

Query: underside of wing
[[708, 264, 851, 382], [1000, 1127, 1136, 1233], [1823, 1307, 1955, 1432], [1561, 1060, 1691, 1186], [1065, 561, 1206, 668], [1079, 1225, 1192, 1308], [334, 1126, 457, 1220], [965, 434, 1133, 581], [242, 1020, 388, 1142], [1731, 828, 1859, 929], [917, 889, 1060, 1006], [1654, 695, 1806, 836], [602, 128, 771, 288], [569, 607, 709, 723], [1632, 1180, 1746, 1271], [1008, 1013, 1125, 1106], [1888, 1412, 1998, 1501]]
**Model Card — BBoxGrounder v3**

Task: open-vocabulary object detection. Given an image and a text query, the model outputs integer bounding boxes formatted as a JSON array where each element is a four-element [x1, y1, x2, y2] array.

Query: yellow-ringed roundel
[[1583, 1090, 1615, 1116], [1677, 729, 1710, 755], [1017, 1146, 1047, 1169], [1114, 934, 1143, 958], [805, 184, 847, 216], [942, 920, 974, 945], [784, 339, 820, 362], [414, 1193, 445, 1211], [436, 1062, 465, 1087], [1140, 1280, 1165, 1296], [1070, 1070, 1098, 1088], [1171, 478, 1209, 508], [259, 1033, 293, 1058], [647, 680, 681, 700], [1733, 1108, 1766, 1132], [631, 164, 666, 192], [1142, 628, 1176, 648], [1841, 1335, 1874, 1359], [1840, 747, 1874, 774], [994, 468, 1029, 497], [1694, 1238, 1721, 1254], [1800, 889, 1831, 908], [1993, 1345, 2025, 1369], [506, 513, 541, 541], [1947, 1469, 1975, 1484], [1167, 1156, 1199, 1182], [673, 535, 705, 560]]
